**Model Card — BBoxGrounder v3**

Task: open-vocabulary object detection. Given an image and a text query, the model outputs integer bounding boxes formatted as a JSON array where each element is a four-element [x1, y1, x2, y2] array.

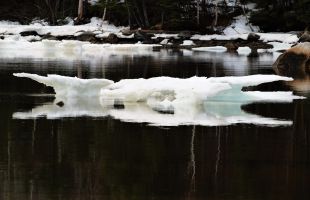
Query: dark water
[[0, 50, 309, 200]]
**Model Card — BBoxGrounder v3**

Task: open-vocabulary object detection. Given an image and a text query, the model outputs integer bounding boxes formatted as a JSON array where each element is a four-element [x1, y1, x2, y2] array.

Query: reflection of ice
[[13, 73, 305, 126], [13, 98, 109, 119], [13, 98, 293, 126], [0, 39, 159, 60]]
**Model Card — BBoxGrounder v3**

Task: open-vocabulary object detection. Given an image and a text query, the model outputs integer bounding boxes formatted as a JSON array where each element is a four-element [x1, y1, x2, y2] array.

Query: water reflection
[[2, 99, 310, 200], [13, 96, 295, 126], [1, 49, 310, 200]]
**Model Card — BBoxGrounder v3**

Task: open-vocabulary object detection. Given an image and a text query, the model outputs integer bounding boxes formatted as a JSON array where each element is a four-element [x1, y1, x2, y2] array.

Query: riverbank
[[0, 17, 305, 57]]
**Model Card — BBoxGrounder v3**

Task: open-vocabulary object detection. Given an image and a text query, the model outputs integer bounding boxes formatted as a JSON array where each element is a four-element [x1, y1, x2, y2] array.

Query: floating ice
[[181, 40, 195, 46], [193, 46, 227, 53], [14, 73, 113, 102], [237, 47, 252, 56], [13, 73, 305, 126]]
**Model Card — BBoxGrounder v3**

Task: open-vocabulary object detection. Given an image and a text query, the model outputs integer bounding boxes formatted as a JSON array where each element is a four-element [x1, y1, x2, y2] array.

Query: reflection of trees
[[1, 98, 310, 199]]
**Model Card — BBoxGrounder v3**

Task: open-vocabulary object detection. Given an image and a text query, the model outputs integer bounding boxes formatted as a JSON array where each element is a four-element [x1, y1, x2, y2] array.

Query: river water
[[0, 49, 309, 200]]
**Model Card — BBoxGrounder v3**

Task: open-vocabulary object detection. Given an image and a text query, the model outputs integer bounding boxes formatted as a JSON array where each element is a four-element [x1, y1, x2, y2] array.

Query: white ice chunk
[[13, 73, 305, 126], [13, 73, 114, 101], [193, 46, 227, 53], [181, 40, 195, 46], [237, 46, 252, 55]]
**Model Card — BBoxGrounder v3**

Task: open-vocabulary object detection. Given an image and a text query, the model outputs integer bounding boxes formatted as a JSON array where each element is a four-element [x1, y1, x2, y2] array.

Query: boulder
[[247, 33, 260, 42], [273, 42, 310, 78], [121, 28, 133, 36], [299, 31, 310, 42], [106, 33, 119, 44]]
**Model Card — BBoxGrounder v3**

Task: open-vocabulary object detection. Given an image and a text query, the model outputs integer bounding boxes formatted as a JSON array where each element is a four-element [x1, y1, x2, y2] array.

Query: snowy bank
[[0, 17, 124, 37]]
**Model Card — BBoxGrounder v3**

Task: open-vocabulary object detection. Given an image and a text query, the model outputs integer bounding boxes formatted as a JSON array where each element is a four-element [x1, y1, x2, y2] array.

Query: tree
[[248, 0, 310, 31]]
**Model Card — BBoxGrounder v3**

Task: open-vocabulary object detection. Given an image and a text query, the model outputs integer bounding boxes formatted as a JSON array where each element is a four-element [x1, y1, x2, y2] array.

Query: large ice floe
[[13, 73, 305, 127]]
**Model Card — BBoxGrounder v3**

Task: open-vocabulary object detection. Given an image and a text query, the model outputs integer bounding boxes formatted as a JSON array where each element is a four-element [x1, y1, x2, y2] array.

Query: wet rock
[[247, 33, 260, 42], [105, 33, 119, 44], [134, 30, 151, 43], [299, 31, 310, 42], [41, 34, 58, 40], [273, 42, 310, 78], [121, 28, 133, 36], [225, 42, 238, 52], [76, 31, 96, 42], [20, 30, 40, 37]]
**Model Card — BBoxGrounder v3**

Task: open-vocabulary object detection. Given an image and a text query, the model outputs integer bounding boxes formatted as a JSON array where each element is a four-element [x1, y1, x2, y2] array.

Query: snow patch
[[223, 16, 260, 35]]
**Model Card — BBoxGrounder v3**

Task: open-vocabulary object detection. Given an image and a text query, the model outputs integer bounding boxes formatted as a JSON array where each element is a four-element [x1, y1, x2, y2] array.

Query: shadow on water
[[0, 50, 309, 200]]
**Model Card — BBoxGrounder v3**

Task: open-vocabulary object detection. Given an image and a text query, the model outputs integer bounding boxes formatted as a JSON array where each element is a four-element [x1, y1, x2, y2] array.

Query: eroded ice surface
[[13, 73, 305, 126]]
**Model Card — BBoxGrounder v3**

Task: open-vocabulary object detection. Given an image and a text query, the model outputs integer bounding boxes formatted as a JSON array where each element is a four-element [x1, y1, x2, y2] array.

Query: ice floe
[[181, 40, 195, 46], [237, 46, 252, 55], [192, 46, 227, 53], [13, 73, 305, 126]]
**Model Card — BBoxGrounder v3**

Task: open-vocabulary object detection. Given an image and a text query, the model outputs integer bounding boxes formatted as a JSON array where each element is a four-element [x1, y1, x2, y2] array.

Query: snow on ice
[[13, 73, 305, 126]]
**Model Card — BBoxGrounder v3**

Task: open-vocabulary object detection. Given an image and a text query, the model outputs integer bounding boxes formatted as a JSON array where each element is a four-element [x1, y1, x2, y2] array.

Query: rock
[[0, 36, 4, 40], [273, 42, 310, 78], [105, 33, 119, 44], [73, 17, 90, 25], [121, 28, 133, 36], [299, 31, 310, 42], [225, 42, 238, 52], [20, 31, 40, 37], [178, 31, 192, 40], [76, 31, 96, 42], [41, 34, 58, 40], [56, 101, 64, 107], [247, 33, 260, 42], [134, 30, 151, 42]]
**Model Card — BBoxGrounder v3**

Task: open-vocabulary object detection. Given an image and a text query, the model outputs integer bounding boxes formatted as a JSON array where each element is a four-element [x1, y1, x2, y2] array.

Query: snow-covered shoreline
[[0, 16, 304, 58]]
